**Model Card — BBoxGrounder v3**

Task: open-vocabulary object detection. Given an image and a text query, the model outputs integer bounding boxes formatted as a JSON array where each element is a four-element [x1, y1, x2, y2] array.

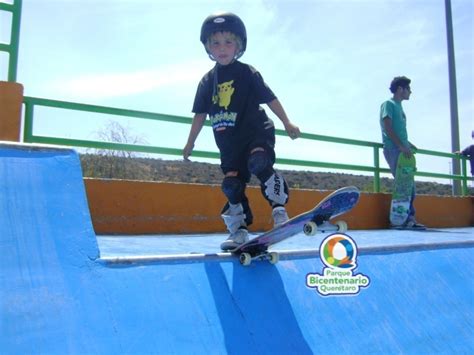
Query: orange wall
[[84, 178, 473, 234], [0, 81, 23, 142]]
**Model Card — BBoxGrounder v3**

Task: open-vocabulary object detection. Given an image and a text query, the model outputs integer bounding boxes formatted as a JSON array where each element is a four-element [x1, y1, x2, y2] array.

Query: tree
[[83, 120, 150, 179], [95, 120, 146, 159]]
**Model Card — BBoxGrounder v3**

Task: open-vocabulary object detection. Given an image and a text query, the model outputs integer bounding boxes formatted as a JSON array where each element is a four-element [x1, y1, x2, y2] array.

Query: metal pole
[[444, 0, 461, 195], [373, 147, 380, 193], [8, 0, 23, 82]]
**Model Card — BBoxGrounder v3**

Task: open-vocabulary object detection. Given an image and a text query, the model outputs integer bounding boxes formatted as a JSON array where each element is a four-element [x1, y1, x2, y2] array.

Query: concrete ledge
[[84, 178, 473, 234]]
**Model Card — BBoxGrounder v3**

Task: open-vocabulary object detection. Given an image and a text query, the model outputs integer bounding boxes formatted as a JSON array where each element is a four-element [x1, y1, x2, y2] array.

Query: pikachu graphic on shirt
[[213, 80, 234, 110]]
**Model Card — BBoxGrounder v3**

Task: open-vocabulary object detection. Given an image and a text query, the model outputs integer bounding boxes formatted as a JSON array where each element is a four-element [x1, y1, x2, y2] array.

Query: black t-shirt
[[192, 61, 276, 155]]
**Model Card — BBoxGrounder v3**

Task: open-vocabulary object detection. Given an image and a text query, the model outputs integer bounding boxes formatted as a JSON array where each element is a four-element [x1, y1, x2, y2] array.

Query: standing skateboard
[[390, 154, 416, 226], [231, 186, 360, 266]]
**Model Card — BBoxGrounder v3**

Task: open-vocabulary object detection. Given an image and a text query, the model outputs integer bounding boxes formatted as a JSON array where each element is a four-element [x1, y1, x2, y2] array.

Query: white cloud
[[52, 59, 210, 100]]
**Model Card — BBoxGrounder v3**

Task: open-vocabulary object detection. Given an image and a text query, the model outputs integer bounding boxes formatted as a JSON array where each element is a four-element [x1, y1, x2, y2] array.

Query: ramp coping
[[99, 238, 474, 266]]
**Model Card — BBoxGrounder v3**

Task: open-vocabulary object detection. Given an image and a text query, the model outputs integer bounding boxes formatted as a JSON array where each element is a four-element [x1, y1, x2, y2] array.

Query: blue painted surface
[[1, 143, 473, 354], [97, 227, 474, 257]]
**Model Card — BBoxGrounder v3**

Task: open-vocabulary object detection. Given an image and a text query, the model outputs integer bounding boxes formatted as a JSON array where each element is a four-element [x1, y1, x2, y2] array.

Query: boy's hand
[[409, 142, 418, 152], [400, 145, 412, 158], [285, 122, 301, 140]]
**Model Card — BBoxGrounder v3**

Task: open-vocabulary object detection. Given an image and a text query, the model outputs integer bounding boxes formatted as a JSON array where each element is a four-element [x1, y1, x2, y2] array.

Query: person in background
[[455, 130, 474, 176], [380, 76, 426, 230]]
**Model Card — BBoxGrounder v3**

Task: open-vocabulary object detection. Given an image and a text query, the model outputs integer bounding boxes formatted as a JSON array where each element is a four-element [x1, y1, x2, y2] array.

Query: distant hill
[[80, 154, 471, 196]]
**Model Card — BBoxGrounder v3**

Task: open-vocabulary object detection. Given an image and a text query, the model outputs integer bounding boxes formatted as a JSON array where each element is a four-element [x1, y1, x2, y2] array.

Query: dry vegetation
[[80, 154, 468, 196]]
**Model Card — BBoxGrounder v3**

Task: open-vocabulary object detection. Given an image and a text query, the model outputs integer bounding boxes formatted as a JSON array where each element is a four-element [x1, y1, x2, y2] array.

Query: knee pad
[[261, 172, 289, 206], [248, 150, 273, 181], [221, 176, 245, 204]]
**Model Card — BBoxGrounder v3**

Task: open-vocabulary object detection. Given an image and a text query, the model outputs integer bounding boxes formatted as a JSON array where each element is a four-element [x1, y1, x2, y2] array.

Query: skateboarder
[[183, 12, 301, 250], [380, 76, 425, 230]]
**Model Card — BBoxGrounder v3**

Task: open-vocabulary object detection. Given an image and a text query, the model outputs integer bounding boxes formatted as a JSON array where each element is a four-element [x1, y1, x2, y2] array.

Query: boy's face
[[207, 31, 239, 65], [401, 85, 411, 100], [398, 85, 412, 100]]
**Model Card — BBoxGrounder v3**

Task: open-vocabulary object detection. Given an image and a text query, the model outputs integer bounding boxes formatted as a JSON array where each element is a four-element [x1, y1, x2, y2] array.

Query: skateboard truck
[[239, 251, 279, 266], [303, 220, 348, 236]]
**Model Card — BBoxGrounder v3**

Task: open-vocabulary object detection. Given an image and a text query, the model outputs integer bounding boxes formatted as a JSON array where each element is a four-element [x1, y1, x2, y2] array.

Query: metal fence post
[[373, 146, 380, 193]]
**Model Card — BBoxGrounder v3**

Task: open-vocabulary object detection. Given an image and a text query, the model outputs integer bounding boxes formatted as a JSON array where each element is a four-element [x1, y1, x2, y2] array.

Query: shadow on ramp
[[205, 262, 312, 354]]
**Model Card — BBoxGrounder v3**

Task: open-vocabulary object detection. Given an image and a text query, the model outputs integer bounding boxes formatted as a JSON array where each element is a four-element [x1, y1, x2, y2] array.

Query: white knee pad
[[221, 203, 246, 234], [263, 172, 288, 206]]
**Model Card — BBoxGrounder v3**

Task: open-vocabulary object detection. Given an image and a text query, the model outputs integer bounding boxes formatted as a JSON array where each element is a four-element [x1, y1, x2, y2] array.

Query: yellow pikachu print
[[213, 80, 235, 110]]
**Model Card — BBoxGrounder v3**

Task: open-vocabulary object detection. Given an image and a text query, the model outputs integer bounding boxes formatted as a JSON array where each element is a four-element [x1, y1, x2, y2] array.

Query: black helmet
[[200, 12, 247, 59]]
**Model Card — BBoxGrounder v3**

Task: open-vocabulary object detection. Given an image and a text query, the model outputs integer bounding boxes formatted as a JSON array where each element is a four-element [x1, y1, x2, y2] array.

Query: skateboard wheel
[[303, 221, 317, 236], [335, 220, 348, 232], [269, 252, 279, 264], [240, 253, 252, 266]]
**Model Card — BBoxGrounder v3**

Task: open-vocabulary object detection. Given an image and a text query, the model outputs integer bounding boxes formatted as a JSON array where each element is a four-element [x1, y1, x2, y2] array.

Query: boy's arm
[[183, 113, 207, 161], [266, 99, 300, 140], [460, 146, 472, 156], [382, 117, 412, 157]]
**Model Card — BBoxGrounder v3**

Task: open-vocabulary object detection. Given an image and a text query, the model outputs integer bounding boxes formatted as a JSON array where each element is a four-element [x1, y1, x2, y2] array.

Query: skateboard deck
[[231, 186, 360, 266], [390, 154, 416, 226]]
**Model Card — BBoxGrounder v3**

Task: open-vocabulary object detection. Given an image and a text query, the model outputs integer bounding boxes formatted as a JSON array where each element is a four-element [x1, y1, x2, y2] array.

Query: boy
[[183, 12, 300, 250], [380, 76, 425, 230]]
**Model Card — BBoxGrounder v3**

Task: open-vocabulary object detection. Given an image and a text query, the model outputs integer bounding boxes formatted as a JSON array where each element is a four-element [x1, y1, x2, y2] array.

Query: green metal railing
[[0, 0, 22, 82], [23, 96, 472, 196]]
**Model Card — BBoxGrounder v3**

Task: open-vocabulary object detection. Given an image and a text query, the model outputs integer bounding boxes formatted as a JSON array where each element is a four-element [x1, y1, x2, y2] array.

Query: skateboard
[[390, 154, 416, 226], [231, 186, 360, 266]]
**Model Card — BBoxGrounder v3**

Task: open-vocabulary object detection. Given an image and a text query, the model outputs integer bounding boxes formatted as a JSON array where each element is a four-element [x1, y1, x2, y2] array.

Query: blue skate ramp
[[1, 143, 473, 354]]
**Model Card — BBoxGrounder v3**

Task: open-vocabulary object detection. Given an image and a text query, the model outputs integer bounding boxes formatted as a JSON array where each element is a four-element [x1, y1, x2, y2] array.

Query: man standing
[[380, 76, 425, 230]]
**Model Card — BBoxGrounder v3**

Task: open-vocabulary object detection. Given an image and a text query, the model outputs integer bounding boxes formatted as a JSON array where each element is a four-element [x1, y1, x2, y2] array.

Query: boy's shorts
[[220, 126, 276, 183]]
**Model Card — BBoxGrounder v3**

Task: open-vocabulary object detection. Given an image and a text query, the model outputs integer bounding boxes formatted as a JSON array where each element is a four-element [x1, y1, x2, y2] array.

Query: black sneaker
[[405, 219, 426, 230], [390, 220, 426, 230]]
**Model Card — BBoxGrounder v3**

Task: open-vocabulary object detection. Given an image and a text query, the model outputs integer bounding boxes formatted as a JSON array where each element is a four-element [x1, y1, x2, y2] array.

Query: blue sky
[[1, 0, 473, 182]]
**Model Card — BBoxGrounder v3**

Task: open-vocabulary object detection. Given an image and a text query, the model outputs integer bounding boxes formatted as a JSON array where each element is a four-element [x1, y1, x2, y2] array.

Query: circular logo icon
[[320, 233, 357, 269]]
